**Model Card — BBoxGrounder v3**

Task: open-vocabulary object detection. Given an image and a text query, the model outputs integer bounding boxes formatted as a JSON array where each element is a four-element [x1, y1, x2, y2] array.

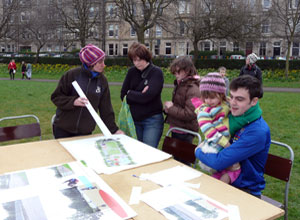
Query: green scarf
[[229, 102, 262, 136]]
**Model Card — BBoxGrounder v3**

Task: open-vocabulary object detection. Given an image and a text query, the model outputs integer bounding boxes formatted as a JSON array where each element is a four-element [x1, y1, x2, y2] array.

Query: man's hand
[[74, 97, 88, 107]]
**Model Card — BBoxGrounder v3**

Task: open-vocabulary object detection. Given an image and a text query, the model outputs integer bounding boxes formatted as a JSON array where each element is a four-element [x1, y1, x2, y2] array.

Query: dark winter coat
[[240, 64, 262, 83], [120, 64, 164, 121], [165, 76, 201, 132], [51, 66, 119, 135]]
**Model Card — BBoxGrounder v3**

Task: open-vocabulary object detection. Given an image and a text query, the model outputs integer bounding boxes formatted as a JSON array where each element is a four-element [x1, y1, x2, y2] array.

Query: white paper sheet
[[228, 204, 241, 220], [129, 186, 142, 205], [60, 134, 172, 174], [141, 185, 228, 220], [0, 161, 136, 220], [147, 165, 202, 187], [72, 80, 112, 136]]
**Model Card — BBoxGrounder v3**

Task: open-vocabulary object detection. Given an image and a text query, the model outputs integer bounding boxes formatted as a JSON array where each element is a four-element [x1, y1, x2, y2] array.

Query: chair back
[[263, 140, 294, 220], [162, 127, 201, 166], [0, 115, 42, 142]]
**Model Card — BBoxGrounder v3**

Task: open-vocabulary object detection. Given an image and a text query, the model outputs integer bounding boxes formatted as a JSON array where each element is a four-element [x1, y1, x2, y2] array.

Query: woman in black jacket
[[120, 42, 164, 148]]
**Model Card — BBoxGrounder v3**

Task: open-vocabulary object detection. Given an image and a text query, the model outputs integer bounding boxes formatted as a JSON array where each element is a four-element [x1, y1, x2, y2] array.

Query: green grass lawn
[[0, 80, 299, 219]]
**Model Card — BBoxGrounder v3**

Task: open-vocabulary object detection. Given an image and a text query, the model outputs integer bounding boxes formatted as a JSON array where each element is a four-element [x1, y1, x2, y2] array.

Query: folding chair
[[262, 140, 294, 220], [162, 127, 201, 167], [0, 115, 42, 142]]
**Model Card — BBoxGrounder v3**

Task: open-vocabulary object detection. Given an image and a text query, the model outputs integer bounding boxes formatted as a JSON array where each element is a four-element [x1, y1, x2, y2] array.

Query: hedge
[[1, 56, 298, 70]]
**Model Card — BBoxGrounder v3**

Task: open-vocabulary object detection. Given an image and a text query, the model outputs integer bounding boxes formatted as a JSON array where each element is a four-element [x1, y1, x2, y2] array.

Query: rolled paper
[[72, 81, 112, 136]]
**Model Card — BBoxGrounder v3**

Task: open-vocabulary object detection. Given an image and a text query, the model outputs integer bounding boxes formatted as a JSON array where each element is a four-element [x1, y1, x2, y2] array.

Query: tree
[[56, 0, 104, 47], [0, 0, 17, 39], [171, 0, 266, 61], [271, 0, 300, 78], [114, 0, 176, 44], [18, 1, 58, 63]]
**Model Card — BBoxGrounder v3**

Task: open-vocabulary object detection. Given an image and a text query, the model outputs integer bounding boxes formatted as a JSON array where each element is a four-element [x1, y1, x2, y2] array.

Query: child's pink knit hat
[[200, 72, 226, 94]]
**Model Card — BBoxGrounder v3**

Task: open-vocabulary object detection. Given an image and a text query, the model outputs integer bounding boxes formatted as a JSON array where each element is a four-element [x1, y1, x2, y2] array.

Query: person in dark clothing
[[120, 42, 164, 148], [51, 44, 123, 139], [21, 61, 28, 79], [240, 53, 262, 83]]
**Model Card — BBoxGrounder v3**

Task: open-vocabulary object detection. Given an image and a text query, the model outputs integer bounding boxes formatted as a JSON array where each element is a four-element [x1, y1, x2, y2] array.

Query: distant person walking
[[240, 53, 262, 83], [8, 59, 17, 80], [26, 63, 32, 80], [21, 61, 28, 79]]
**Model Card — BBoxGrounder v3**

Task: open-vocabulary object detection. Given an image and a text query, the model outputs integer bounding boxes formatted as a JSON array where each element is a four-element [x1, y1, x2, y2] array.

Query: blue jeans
[[134, 113, 164, 148]]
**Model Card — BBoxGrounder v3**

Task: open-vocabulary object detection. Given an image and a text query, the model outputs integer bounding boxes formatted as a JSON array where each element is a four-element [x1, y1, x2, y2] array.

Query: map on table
[[60, 134, 172, 174], [96, 138, 135, 167]]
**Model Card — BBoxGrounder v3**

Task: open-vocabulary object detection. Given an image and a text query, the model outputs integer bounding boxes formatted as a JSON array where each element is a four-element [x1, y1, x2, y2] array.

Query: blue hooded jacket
[[195, 116, 271, 196]]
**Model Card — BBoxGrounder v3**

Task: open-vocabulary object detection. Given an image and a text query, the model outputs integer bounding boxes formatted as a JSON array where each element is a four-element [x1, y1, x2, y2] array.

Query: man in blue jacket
[[195, 75, 271, 197]]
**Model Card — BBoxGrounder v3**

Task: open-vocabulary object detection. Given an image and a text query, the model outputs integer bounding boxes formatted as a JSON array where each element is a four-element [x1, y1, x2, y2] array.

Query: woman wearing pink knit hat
[[51, 44, 123, 138]]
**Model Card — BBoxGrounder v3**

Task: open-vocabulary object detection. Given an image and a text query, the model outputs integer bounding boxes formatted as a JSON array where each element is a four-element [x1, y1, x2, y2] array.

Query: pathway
[[1, 78, 300, 93]]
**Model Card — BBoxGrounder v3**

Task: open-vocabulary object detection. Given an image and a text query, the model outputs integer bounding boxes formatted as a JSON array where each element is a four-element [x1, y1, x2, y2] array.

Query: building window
[[262, 21, 270, 33], [155, 40, 160, 55], [178, 42, 185, 56], [145, 43, 150, 50], [179, 21, 185, 35], [292, 42, 299, 56], [115, 44, 118, 56], [108, 25, 118, 38], [186, 42, 190, 55], [273, 42, 281, 57], [165, 42, 171, 55], [259, 42, 266, 56], [220, 41, 226, 55], [289, 0, 300, 8], [263, 0, 270, 8], [107, 4, 115, 18], [156, 25, 162, 37], [145, 29, 149, 37], [204, 42, 210, 51], [178, 1, 190, 14], [21, 11, 30, 22], [123, 44, 128, 56], [130, 27, 136, 37], [233, 42, 239, 52], [109, 44, 114, 56], [108, 25, 114, 37], [89, 7, 95, 17], [115, 25, 119, 37]]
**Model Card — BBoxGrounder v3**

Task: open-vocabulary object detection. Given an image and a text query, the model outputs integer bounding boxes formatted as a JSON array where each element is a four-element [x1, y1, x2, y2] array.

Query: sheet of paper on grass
[[141, 185, 228, 220], [60, 134, 172, 174], [0, 161, 136, 220], [147, 165, 202, 187], [72, 80, 111, 137]]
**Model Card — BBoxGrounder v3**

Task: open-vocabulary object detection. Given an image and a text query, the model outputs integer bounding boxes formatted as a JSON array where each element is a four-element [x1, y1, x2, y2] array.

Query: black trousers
[[52, 124, 91, 139]]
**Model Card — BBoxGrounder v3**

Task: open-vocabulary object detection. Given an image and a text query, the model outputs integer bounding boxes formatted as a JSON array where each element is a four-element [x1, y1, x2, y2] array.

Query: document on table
[[141, 185, 228, 220], [60, 134, 172, 174], [147, 165, 202, 187]]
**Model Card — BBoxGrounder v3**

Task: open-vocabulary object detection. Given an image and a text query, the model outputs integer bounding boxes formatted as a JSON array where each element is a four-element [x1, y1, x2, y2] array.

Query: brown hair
[[200, 90, 227, 102], [128, 42, 152, 62], [170, 56, 198, 76]]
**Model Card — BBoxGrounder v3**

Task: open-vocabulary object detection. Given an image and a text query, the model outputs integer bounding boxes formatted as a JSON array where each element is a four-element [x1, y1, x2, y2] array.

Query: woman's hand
[[74, 97, 88, 107], [164, 101, 173, 113], [142, 86, 149, 93], [114, 129, 125, 135]]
